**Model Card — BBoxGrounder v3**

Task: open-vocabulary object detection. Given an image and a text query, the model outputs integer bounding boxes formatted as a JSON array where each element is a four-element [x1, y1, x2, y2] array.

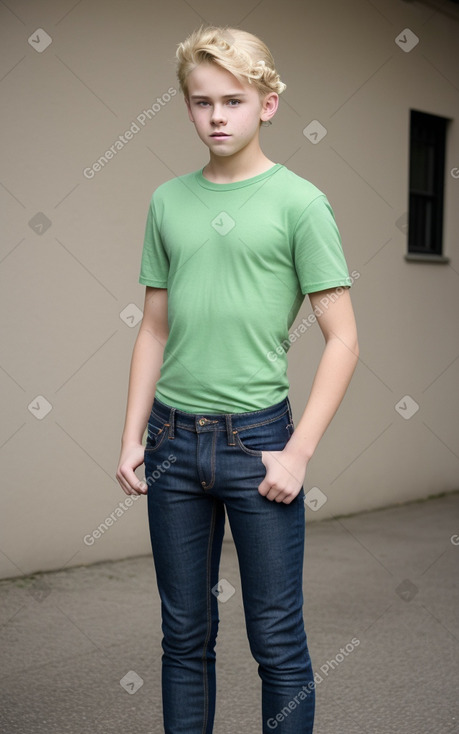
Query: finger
[[120, 466, 147, 495], [115, 471, 131, 495], [258, 480, 269, 496], [258, 453, 269, 495], [136, 479, 148, 494], [265, 486, 283, 503], [118, 476, 138, 496], [280, 486, 302, 504]]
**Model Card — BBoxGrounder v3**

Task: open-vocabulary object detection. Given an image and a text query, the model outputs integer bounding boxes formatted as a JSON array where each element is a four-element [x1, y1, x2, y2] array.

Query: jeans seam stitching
[[234, 432, 263, 457], [201, 501, 216, 733], [144, 429, 168, 452], [234, 408, 289, 433]]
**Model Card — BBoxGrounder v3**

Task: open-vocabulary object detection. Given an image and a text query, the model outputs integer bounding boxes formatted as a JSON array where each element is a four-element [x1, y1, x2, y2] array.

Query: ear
[[260, 92, 279, 124], [184, 97, 194, 123]]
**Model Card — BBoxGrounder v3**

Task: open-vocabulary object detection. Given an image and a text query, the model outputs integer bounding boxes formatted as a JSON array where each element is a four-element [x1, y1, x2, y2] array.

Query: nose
[[210, 105, 226, 125]]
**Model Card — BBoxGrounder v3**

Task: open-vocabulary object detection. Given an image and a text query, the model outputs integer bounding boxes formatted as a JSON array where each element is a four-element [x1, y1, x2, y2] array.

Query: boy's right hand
[[116, 443, 148, 496]]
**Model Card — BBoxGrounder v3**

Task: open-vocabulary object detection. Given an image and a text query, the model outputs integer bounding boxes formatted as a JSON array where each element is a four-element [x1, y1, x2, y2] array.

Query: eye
[[227, 99, 241, 106], [197, 101, 210, 107]]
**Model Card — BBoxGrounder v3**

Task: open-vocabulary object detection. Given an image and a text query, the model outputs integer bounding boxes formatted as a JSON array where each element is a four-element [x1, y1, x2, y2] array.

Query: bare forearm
[[121, 329, 166, 446], [286, 335, 359, 461]]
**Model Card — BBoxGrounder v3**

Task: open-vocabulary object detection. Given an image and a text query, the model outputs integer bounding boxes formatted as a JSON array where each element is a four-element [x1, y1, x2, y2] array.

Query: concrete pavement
[[1, 492, 458, 734]]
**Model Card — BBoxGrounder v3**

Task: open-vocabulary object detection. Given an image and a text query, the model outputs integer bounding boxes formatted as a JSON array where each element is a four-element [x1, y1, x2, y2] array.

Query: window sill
[[404, 253, 450, 264]]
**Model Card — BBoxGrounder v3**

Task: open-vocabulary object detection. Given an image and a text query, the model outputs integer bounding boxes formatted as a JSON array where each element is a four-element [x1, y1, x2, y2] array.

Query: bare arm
[[258, 286, 359, 503], [116, 286, 168, 496], [287, 287, 359, 460]]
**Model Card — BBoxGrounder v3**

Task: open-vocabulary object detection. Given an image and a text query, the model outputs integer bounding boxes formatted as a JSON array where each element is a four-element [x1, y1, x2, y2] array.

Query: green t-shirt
[[139, 163, 352, 413]]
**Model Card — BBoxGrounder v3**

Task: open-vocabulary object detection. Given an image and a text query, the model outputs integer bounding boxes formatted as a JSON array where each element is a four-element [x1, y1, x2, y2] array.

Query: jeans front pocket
[[234, 413, 292, 457], [145, 411, 169, 453]]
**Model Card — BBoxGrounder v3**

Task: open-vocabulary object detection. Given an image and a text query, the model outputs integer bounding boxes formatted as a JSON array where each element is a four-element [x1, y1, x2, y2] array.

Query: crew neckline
[[196, 163, 283, 190]]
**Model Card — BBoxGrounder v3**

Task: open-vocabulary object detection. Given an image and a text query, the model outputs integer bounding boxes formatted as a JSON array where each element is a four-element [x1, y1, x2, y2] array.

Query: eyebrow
[[190, 93, 248, 100]]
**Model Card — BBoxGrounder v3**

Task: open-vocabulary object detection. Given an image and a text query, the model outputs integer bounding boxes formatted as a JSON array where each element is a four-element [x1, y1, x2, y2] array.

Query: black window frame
[[407, 109, 448, 259]]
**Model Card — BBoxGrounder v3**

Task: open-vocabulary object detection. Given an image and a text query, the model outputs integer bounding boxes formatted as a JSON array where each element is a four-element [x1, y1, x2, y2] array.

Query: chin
[[213, 149, 236, 157]]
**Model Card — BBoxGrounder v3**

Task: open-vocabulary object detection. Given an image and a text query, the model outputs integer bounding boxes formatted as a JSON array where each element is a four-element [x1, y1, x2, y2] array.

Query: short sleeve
[[138, 197, 169, 287], [293, 195, 353, 295]]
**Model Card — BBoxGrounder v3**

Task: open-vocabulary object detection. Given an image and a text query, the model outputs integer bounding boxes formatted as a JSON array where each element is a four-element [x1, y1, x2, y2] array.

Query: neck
[[202, 142, 275, 184]]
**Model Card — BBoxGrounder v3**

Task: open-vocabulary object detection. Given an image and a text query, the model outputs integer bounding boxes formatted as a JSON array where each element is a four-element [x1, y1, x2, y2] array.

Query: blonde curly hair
[[176, 26, 286, 99]]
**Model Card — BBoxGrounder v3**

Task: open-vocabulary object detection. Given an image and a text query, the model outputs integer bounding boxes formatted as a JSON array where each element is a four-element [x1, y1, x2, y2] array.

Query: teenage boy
[[116, 25, 359, 734]]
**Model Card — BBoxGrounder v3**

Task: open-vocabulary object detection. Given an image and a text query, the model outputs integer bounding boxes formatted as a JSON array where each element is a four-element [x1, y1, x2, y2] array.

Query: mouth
[[210, 133, 230, 138]]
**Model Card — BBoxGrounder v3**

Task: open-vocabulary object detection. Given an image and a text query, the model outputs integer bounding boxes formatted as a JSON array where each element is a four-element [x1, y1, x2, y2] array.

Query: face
[[185, 61, 278, 158]]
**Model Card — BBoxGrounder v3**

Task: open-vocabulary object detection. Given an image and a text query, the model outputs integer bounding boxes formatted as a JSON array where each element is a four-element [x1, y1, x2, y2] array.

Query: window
[[408, 110, 448, 258]]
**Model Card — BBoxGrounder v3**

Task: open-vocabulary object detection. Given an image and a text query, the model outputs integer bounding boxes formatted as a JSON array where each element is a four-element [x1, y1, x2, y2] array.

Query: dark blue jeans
[[144, 396, 315, 733]]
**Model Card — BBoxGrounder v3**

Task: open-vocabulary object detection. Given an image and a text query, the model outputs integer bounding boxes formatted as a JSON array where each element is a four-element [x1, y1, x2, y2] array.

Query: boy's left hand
[[258, 448, 308, 504]]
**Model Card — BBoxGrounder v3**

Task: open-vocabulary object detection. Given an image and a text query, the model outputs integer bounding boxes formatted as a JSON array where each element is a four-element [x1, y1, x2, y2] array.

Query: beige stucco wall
[[1, 0, 458, 578]]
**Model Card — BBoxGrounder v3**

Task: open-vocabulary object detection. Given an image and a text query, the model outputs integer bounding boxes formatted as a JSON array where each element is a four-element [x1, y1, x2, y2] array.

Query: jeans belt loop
[[168, 407, 176, 439], [225, 413, 236, 446], [286, 396, 293, 426]]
